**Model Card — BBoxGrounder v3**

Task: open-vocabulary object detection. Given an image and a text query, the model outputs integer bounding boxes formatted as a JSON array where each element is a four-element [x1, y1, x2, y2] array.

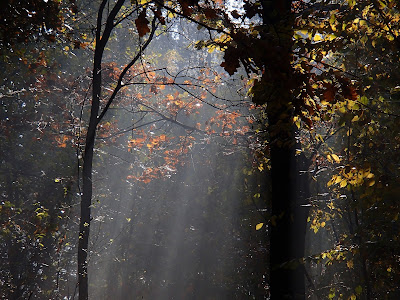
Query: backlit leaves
[[135, 10, 150, 37], [220, 46, 241, 75]]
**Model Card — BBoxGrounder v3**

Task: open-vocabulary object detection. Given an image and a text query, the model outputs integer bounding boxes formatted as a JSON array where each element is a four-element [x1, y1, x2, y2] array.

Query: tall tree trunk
[[77, 35, 102, 300], [77, 1, 125, 299], [260, 1, 308, 298]]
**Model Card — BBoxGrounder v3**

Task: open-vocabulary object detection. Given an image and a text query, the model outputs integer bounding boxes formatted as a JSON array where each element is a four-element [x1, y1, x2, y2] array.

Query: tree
[[0, 33, 79, 299], [302, 1, 400, 298], [76, 1, 158, 298], [76, 0, 325, 298], [4, 0, 400, 299], [76, 1, 242, 298]]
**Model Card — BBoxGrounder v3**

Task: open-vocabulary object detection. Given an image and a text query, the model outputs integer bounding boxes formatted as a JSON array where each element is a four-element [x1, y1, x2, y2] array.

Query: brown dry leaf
[[135, 10, 150, 37]]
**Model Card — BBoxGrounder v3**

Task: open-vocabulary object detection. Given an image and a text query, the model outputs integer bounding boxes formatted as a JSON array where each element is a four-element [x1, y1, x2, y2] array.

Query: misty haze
[[1, 1, 399, 300]]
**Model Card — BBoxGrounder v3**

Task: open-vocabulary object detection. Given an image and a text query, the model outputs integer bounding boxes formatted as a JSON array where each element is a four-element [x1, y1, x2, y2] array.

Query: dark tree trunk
[[77, 39, 101, 300], [77, 1, 125, 299], [76, 1, 156, 297], [260, 0, 309, 298], [267, 87, 308, 300]]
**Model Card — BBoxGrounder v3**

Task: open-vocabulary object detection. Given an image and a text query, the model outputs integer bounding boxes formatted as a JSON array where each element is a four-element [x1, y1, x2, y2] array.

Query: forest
[[1, 0, 399, 299]]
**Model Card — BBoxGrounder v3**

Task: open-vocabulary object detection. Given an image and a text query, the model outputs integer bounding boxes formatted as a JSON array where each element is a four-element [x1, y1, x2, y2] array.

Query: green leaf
[[355, 285, 362, 295], [359, 96, 369, 105]]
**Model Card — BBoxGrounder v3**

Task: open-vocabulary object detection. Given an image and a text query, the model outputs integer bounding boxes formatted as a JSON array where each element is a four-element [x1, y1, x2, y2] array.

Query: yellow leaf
[[321, 221, 326, 227], [331, 154, 341, 163], [207, 45, 216, 53], [326, 34, 336, 41], [340, 180, 347, 188], [167, 11, 175, 19], [256, 223, 264, 230], [347, 260, 354, 269], [314, 34, 322, 42]]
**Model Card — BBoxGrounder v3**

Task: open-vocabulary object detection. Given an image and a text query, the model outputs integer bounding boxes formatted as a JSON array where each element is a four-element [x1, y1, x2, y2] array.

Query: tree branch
[[97, 17, 158, 124]]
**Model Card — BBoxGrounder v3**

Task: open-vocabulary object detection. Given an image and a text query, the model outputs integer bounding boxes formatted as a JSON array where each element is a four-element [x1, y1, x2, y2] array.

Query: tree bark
[[260, 1, 308, 298], [77, 1, 125, 299]]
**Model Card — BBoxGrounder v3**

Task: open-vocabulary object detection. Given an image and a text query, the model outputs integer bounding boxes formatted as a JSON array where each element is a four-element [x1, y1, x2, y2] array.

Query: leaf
[[153, 8, 165, 25], [204, 8, 217, 19], [334, 175, 342, 184], [322, 83, 336, 103], [340, 180, 347, 188], [366, 173, 374, 179], [135, 10, 150, 37], [331, 154, 341, 163], [256, 223, 264, 230], [314, 34, 322, 42], [230, 10, 241, 19], [177, 0, 193, 15], [220, 46, 240, 75], [355, 285, 362, 295], [347, 260, 354, 269]]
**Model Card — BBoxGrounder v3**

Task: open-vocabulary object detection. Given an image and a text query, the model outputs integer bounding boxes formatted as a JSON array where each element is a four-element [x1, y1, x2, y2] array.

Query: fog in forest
[[2, 1, 400, 299], [0, 12, 270, 299], [83, 24, 269, 299]]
